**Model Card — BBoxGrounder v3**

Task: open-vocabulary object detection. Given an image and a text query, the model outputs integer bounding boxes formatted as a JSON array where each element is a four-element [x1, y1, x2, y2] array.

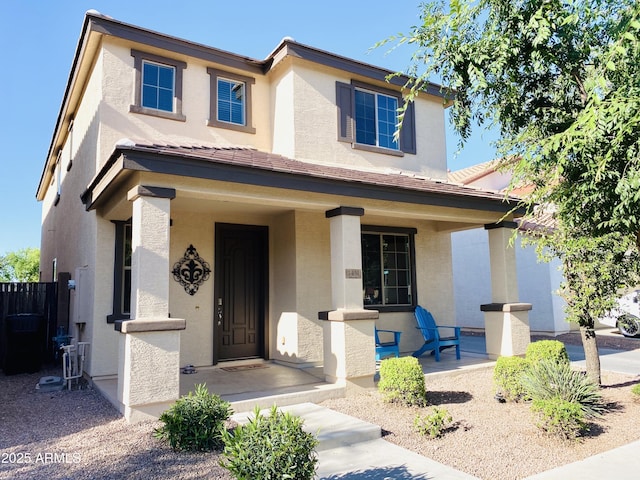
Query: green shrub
[[531, 397, 586, 440], [378, 356, 427, 407], [153, 383, 232, 451], [521, 360, 605, 419], [221, 405, 318, 480], [493, 356, 529, 402], [632, 383, 640, 400], [526, 340, 569, 366], [414, 407, 453, 438]]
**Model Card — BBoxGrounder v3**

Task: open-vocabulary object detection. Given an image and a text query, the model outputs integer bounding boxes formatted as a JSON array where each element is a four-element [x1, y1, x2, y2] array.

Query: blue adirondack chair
[[375, 328, 402, 361], [412, 306, 461, 361]]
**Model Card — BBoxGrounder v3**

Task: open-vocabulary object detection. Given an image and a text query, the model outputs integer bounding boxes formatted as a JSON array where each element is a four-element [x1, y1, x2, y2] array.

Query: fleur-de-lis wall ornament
[[172, 244, 211, 295]]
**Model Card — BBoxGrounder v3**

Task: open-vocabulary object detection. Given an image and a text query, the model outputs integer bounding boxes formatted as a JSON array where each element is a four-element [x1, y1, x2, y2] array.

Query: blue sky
[[0, 0, 498, 256]]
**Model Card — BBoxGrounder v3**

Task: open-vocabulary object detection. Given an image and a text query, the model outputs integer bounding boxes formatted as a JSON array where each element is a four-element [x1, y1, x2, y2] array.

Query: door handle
[[217, 298, 223, 326]]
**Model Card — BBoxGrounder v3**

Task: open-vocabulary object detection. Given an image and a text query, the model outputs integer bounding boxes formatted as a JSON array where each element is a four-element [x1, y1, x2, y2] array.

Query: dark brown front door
[[214, 223, 267, 363]]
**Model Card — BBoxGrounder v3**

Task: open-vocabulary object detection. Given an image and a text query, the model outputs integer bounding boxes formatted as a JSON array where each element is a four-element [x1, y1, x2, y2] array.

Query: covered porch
[[83, 141, 528, 422], [92, 333, 493, 415]]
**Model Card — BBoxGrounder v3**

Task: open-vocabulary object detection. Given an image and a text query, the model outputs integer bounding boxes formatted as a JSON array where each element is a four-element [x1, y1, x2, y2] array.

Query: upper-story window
[[142, 61, 175, 112], [207, 68, 256, 133], [336, 81, 416, 155], [217, 78, 245, 125], [354, 89, 399, 150], [130, 50, 186, 122]]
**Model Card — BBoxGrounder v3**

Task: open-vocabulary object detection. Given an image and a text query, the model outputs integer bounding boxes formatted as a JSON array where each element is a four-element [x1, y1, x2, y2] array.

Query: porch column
[[117, 186, 185, 422], [321, 207, 378, 390], [481, 222, 532, 359]]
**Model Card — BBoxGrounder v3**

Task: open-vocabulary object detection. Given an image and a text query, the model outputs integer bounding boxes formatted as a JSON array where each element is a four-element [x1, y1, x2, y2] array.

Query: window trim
[[107, 219, 132, 323], [336, 80, 416, 156], [130, 49, 186, 122], [361, 225, 418, 313], [207, 67, 256, 133]]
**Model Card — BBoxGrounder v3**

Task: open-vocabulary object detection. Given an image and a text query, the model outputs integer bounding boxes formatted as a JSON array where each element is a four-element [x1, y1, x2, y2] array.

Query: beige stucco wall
[[98, 40, 274, 169], [268, 59, 449, 179], [271, 210, 329, 366], [39, 47, 121, 378], [95, 39, 447, 179]]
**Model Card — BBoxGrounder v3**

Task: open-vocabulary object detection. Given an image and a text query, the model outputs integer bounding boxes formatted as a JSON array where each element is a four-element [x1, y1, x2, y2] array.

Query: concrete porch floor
[[92, 334, 493, 418]]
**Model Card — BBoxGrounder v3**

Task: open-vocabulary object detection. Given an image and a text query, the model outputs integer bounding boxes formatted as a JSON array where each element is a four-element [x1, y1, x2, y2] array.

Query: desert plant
[[531, 397, 586, 440], [378, 356, 427, 407], [153, 383, 232, 451], [526, 340, 570, 366], [521, 360, 605, 419], [493, 356, 529, 402], [414, 407, 453, 438], [221, 405, 318, 480], [632, 383, 640, 400]]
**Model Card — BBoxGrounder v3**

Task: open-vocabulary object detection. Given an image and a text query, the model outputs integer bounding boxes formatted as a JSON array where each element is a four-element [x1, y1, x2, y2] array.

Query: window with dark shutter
[[335, 80, 416, 155]]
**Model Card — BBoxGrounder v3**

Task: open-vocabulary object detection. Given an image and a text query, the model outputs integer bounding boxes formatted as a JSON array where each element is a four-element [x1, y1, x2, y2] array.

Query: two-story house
[[37, 11, 529, 421]]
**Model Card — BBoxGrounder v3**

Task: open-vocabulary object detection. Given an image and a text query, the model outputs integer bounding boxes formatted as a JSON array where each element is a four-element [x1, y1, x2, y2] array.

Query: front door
[[214, 223, 268, 363]]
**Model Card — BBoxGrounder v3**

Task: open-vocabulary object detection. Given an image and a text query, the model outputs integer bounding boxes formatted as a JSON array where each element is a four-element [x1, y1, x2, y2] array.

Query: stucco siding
[[278, 60, 448, 178], [293, 211, 330, 363], [169, 211, 215, 368], [98, 40, 274, 163], [452, 228, 569, 334]]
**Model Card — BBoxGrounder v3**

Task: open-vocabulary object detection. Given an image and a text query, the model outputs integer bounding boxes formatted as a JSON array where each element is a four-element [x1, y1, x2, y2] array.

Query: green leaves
[[378, 356, 428, 407], [153, 383, 232, 452], [220, 405, 318, 480], [0, 248, 40, 282]]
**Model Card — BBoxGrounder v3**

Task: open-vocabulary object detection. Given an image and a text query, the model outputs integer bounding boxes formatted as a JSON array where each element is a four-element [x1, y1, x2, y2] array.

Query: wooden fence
[[0, 282, 58, 366]]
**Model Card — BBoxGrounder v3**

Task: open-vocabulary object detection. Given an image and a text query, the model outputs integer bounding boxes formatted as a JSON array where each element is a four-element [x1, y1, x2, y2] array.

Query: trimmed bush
[[521, 360, 605, 419], [221, 405, 318, 480], [153, 383, 232, 452], [414, 407, 453, 438], [526, 340, 569, 366], [531, 397, 586, 440], [378, 356, 427, 407], [493, 356, 529, 402]]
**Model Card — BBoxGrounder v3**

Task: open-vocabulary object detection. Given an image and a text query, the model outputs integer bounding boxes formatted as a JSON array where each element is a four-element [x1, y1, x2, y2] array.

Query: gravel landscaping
[[1, 331, 639, 480]]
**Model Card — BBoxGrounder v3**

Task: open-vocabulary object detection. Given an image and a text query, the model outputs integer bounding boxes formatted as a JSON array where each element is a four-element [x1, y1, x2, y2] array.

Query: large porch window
[[362, 226, 417, 311]]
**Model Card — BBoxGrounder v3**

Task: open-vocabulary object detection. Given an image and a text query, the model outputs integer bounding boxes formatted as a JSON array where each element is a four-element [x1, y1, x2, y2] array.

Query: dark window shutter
[[336, 81, 354, 142], [399, 100, 416, 154]]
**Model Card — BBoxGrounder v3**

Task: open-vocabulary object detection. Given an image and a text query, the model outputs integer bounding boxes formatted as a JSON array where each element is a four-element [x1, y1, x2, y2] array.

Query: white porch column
[[481, 222, 532, 359], [322, 207, 378, 390], [117, 186, 185, 423]]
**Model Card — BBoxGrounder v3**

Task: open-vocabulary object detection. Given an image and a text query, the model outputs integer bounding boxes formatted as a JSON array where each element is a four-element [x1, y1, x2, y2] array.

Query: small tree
[[0, 248, 40, 282], [529, 226, 639, 384]]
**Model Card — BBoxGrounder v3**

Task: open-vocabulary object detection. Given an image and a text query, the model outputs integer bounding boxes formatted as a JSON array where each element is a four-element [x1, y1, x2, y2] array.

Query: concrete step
[[227, 383, 345, 414], [230, 402, 381, 451]]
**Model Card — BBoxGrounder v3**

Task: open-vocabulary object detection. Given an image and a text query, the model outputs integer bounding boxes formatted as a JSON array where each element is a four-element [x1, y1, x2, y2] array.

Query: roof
[[447, 160, 500, 185], [81, 141, 524, 215], [449, 160, 555, 232]]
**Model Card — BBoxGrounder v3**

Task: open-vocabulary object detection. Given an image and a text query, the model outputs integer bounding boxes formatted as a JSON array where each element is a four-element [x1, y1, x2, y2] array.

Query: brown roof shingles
[[125, 141, 520, 205]]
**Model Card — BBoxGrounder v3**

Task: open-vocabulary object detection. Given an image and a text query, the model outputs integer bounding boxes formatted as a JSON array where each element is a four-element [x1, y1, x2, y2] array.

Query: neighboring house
[[37, 11, 527, 421], [449, 161, 569, 335]]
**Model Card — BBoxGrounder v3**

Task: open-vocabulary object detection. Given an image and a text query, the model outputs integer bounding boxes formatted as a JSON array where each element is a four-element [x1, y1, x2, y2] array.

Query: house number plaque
[[345, 269, 362, 279], [172, 244, 211, 295]]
